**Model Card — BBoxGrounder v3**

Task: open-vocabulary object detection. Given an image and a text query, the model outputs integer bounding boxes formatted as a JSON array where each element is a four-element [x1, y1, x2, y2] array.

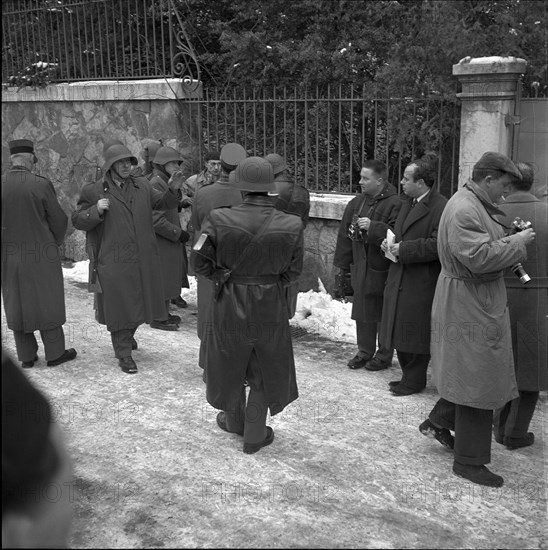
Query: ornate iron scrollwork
[[169, 0, 200, 91]]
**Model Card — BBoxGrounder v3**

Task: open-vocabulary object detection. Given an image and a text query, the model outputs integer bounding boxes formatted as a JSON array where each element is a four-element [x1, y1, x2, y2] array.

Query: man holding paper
[[334, 160, 402, 371], [380, 157, 447, 395]]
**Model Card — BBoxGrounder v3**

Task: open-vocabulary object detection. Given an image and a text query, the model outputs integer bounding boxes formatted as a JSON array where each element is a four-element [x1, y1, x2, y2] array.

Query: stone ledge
[[309, 192, 353, 220], [1, 78, 202, 102]]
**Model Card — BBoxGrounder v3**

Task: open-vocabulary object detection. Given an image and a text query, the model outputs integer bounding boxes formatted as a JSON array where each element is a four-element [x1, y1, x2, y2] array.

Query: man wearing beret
[[192, 157, 304, 454], [420, 151, 536, 487], [72, 142, 181, 374], [2, 140, 77, 368], [191, 143, 245, 364]]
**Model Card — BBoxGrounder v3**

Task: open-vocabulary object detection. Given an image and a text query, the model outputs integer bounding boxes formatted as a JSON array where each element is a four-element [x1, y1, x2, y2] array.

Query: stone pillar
[[453, 56, 527, 186]]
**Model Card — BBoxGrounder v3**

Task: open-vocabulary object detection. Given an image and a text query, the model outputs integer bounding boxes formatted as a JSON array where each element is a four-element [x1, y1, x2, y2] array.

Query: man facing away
[[192, 157, 304, 454], [1, 139, 76, 368], [334, 160, 402, 371], [419, 152, 535, 487]]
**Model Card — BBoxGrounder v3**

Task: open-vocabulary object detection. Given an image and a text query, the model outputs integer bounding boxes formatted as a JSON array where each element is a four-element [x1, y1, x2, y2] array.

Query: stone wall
[[1, 79, 353, 293]]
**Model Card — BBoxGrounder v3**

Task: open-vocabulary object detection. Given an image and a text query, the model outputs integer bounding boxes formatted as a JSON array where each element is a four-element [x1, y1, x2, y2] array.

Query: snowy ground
[[63, 260, 358, 344]]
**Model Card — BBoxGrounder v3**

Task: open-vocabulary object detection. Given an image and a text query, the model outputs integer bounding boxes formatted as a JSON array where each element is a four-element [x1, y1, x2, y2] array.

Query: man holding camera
[[420, 152, 535, 487], [334, 160, 401, 370]]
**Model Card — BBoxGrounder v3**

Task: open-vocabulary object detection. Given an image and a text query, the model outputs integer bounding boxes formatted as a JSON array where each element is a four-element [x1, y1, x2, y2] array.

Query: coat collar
[[502, 191, 539, 204], [464, 179, 505, 217], [401, 188, 435, 233], [9, 165, 31, 172], [243, 194, 275, 206]]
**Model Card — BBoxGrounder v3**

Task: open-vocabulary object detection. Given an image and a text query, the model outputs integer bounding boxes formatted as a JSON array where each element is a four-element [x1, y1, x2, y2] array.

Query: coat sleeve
[[281, 225, 304, 284], [71, 185, 104, 231], [333, 199, 356, 270], [149, 178, 184, 242], [43, 179, 68, 245], [367, 196, 402, 246], [447, 205, 527, 274], [149, 184, 180, 211]]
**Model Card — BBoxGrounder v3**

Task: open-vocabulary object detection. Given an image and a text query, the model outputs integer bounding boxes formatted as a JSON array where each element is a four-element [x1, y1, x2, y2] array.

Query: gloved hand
[[178, 230, 190, 244]]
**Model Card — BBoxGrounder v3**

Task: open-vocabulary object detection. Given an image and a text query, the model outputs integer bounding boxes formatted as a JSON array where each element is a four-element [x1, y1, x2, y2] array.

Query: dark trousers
[[356, 321, 393, 362], [13, 327, 65, 363], [396, 351, 430, 391], [154, 300, 170, 322], [224, 350, 269, 445], [429, 398, 493, 465], [110, 326, 138, 359], [493, 391, 539, 439]]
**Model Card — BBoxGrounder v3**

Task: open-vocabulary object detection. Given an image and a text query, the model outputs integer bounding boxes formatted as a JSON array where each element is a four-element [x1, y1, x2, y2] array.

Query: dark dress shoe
[[347, 353, 371, 369], [364, 357, 390, 371], [171, 296, 188, 308], [131, 338, 138, 351], [47, 349, 77, 366], [452, 462, 503, 487], [419, 419, 454, 450], [22, 355, 38, 368], [216, 412, 243, 436], [168, 314, 181, 324], [150, 320, 179, 331], [390, 383, 422, 396], [119, 356, 138, 374], [388, 380, 401, 388], [505, 432, 534, 450], [243, 427, 274, 454]]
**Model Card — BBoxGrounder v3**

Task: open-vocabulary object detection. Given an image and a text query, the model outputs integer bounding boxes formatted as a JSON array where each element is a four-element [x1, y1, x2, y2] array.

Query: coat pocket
[[363, 267, 389, 296]]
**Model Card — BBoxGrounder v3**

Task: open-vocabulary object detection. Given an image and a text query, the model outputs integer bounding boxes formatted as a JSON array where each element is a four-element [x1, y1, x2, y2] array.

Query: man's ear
[[2, 511, 36, 548]]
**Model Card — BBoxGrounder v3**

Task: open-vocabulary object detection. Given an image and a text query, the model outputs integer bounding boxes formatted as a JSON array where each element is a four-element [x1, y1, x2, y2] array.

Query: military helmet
[[229, 156, 276, 192], [264, 153, 288, 177], [103, 138, 124, 153], [220, 143, 246, 173], [102, 144, 138, 173], [144, 141, 163, 161], [152, 146, 184, 166]]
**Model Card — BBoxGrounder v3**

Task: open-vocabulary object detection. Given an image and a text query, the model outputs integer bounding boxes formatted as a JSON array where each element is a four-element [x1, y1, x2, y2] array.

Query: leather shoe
[[419, 419, 454, 450], [505, 432, 534, 450], [47, 348, 77, 366], [364, 357, 390, 371], [390, 383, 422, 396], [216, 412, 243, 436], [243, 427, 274, 454], [150, 320, 179, 331], [171, 296, 188, 308], [22, 355, 38, 368], [388, 380, 401, 388], [131, 338, 138, 351], [347, 353, 371, 369], [452, 462, 503, 487], [119, 356, 138, 374], [168, 314, 181, 324]]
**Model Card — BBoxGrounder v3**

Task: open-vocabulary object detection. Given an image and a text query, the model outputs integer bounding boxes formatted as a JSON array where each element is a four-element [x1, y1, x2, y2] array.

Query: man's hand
[[181, 197, 194, 208], [178, 230, 190, 244], [97, 198, 110, 215], [515, 227, 536, 246], [388, 243, 400, 257], [357, 217, 371, 231], [168, 170, 186, 191], [380, 238, 388, 254]]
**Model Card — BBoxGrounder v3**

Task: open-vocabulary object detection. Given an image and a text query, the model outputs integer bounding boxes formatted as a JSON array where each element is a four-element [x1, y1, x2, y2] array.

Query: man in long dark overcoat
[[493, 162, 548, 449], [334, 160, 402, 370], [379, 158, 447, 395], [149, 146, 191, 330], [71, 143, 180, 374], [192, 157, 304, 454], [2, 139, 77, 368]]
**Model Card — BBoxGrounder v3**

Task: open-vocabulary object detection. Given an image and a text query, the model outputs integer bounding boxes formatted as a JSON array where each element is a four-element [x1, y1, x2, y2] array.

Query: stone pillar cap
[[453, 56, 527, 76]]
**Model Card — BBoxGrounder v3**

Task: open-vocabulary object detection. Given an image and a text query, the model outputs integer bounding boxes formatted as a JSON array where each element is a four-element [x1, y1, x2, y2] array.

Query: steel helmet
[[152, 146, 184, 166], [103, 138, 124, 153], [229, 156, 276, 192], [144, 141, 163, 161], [264, 153, 288, 177], [102, 144, 138, 173]]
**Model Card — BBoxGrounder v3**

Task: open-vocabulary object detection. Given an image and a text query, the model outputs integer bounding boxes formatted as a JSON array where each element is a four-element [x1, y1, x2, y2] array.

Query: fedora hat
[[102, 144, 138, 173], [152, 146, 184, 166], [9, 139, 38, 163], [229, 156, 276, 192]]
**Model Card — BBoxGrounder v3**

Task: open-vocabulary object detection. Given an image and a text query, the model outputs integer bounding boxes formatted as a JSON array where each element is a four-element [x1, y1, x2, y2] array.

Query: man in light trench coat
[[419, 152, 535, 488], [71, 143, 181, 374]]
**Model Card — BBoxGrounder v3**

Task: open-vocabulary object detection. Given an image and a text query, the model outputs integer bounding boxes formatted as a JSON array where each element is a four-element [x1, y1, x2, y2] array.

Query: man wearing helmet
[[72, 142, 182, 374]]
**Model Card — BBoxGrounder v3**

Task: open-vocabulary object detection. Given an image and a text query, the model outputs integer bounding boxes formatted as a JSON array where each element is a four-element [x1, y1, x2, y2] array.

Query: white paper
[[385, 228, 398, 262]]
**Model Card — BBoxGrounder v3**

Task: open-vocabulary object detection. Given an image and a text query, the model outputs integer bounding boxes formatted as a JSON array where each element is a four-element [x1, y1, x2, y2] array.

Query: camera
[[509, 217, 533, 285], [347, 214, 363, 242]]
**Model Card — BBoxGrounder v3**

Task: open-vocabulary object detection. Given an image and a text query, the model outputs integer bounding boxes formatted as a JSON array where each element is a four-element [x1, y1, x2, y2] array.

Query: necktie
[[411, 199, 417, 208]]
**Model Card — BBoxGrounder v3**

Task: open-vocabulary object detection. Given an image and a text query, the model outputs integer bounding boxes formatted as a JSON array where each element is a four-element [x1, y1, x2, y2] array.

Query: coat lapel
[[401, 192, 430, 234]]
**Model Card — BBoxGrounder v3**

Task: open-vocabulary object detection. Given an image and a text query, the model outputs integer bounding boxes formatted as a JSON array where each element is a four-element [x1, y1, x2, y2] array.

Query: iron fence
[[1, 0, 199, 85], [185, 85, 461, 196]]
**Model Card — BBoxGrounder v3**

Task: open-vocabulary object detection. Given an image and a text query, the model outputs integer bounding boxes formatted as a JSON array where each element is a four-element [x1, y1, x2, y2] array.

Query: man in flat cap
[[2, 140, 77, 368], [71, 142, 182, 374], [192, 157, 303, 454], [419, 151, 535, 488], [191, 143, 246, 361]]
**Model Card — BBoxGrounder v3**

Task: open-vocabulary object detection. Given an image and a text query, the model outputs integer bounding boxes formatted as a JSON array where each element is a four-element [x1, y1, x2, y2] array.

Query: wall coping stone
[[1, 78, 202, 102], [309, 193, 354, 220]]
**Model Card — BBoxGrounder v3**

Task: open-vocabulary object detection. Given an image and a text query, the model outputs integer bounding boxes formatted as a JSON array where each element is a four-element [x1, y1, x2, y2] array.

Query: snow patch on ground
[[63, 261, 356, 344]]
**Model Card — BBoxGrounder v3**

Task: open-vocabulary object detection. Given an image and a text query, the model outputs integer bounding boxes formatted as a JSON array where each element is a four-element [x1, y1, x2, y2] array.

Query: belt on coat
[[441, 270, 502, 283], [228, 274, 282, 285]]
